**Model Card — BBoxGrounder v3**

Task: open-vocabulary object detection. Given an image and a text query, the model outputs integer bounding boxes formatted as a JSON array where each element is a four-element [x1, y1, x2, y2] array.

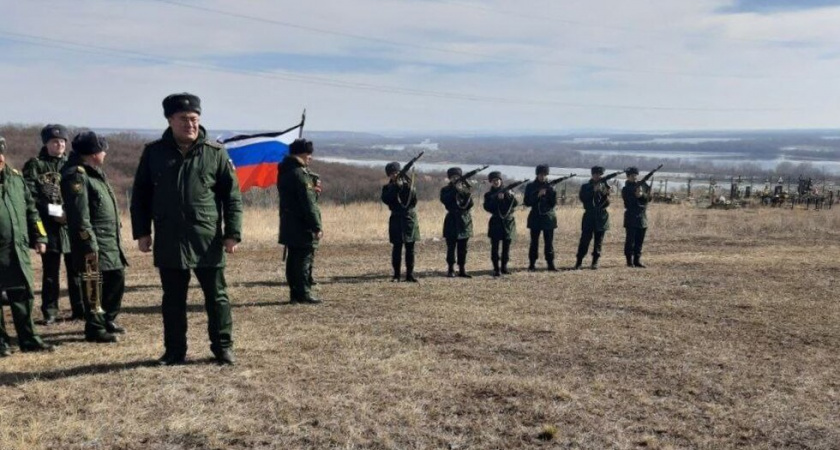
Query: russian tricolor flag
[[218, 114, 305, 192]]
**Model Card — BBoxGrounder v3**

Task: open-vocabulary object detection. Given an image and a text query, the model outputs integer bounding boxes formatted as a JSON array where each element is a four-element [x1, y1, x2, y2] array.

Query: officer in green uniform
[[440, 167, 474, 278], [22, 124, 84, 323], [523, 164, 558, 271], [277, 139, 323, 303], [575, 166, 612, 270], [621, 167, 650, 268], [61, 131, 128, 343], [381, 162, 420, 282], [483, 171, 517, 277], [0, 135, 55, 355], [130, 93, 243, 366]]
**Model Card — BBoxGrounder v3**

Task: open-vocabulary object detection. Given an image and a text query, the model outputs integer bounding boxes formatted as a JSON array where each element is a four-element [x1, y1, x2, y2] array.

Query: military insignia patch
[[80, 230, 90, 240], [72, 183, 83, 193], [36, 221, 46, 236]]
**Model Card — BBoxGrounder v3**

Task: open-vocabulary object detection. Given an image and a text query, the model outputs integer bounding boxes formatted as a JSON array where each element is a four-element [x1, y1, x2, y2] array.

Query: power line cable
[[0, 30, 802, 112], [148, 0, 803, 80]]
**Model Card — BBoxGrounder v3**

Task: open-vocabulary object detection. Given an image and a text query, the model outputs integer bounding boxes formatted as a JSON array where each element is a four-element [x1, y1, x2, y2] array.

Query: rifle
[[640, 164, 664, 184], [500, 179, 529, 194], [397, 151, 424, 181], [547, 173, 577, 187], [453, 165, 489, 187], [593, 171, 623, 208], [637, 164, 663, 197]]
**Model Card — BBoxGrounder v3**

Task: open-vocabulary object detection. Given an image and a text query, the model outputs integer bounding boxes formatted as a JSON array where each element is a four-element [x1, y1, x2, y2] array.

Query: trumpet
[[82, 253, 104, 315]]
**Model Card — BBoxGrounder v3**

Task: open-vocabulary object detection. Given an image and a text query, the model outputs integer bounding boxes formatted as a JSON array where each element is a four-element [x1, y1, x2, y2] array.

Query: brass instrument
[[82, 254, 104, 315]]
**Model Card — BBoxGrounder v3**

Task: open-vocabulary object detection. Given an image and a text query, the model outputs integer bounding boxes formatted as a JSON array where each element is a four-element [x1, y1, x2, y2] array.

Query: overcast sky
[[1, 0, 838, 133]]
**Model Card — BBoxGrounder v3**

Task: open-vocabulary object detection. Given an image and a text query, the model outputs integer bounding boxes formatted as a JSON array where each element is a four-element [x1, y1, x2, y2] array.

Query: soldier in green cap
[[277, 139, 323, 303], [483, 171, 517, 277], [0, 135, 55, 355], [440, 167, 474, 278], [22, 124, 84, 324], [130, 93, 243, 366], [381, 161, 420, 282], [523, 164, 558, 271], [61, 131, 128, 343]]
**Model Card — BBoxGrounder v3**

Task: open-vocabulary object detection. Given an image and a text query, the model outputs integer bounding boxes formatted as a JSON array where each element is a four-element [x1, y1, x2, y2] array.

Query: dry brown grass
[[2, 202, 840, 449]]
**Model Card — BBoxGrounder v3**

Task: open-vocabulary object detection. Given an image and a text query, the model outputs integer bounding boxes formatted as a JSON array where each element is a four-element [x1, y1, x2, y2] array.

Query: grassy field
[[2, 201, 839, 449]]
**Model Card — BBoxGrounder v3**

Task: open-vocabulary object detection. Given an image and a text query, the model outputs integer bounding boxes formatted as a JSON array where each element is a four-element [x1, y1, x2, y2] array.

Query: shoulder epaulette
[[11, 168, 21, 176], [76, 166, 86, 174], [205, 140, 223, 150]]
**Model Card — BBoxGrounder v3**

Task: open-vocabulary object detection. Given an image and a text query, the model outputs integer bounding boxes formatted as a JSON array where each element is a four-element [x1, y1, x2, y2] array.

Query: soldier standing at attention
[[0, 135, 55, 355], [483, 171, 517, 277], [61, 131, 128, 343], [381, 162, 420, 282], [621, 167, 650, 268], [440, 167, 474, 278], [277, 139, 323, 303], [130, 93, 243, 366], [575, 166, 612, 270], [23, 124, 84, 324], [523, 165, 558, 271]]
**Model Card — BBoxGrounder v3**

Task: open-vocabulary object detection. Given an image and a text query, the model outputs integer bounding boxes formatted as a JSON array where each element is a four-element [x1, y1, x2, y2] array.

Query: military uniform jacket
[[483, 187, 517, 240], [381, 181, 420, 244], [60, 155, 128, 271], [0, 166, 47, 289], [622, 181, 649, 229], [130, 127, 243, 269], [523, 181, 558, 230], [22, 148, 69, 253], [579, 180, 611, 232], [440, 184, 473, 240], [277, 155, 322, 249]]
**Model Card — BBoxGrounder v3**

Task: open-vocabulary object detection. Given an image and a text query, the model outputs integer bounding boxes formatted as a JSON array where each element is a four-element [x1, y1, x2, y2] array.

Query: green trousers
[[286, 247, 314, 302], [159, 267, 233, 355], [83, 269, 125, 338], [0, 267, 44, 349]]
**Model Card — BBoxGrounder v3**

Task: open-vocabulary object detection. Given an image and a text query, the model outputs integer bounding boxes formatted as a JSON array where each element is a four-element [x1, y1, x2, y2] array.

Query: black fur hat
[[162, 93, 201, 118], [289, 138, 314, 155], [72, 131, 109, 155], [488, 171, 502, 181], [536, 164, 549, 175], [625, 166, 639, 175], [447, 167, 463, 178], [591, 165, 605, 175], [386, 162, 401, 175], [40, 124, 70, 144]]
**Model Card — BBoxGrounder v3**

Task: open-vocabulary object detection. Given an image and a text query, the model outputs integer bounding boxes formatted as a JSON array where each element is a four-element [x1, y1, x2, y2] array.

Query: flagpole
[[299, 109, 306, 138]]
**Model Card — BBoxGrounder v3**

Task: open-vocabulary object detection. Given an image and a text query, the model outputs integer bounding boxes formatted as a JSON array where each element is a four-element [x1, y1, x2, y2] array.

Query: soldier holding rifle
[[440, 166, 486, 278], [0, 135, 54, 356], [575, 166, 622, 270], [61, 131, 127, 343], [23, 124, 84, 324], [381, 153, 422, 282], [621, 165, 662, 268], [483, 171, 521, 277], [523, 165, 573, 272]]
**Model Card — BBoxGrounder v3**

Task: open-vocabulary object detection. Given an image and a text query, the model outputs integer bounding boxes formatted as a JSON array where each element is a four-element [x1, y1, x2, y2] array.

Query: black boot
[[626, 255, 633, 267], [528, 260, 537, 272], [573, 257, 583, 270], [633, 255, 646, 268], [457, 265, 472, 278], [501, 260, 511, 275], [447, 265, 455, 278], [591, 255, 600, 270], [547, 260, 558, 272]]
